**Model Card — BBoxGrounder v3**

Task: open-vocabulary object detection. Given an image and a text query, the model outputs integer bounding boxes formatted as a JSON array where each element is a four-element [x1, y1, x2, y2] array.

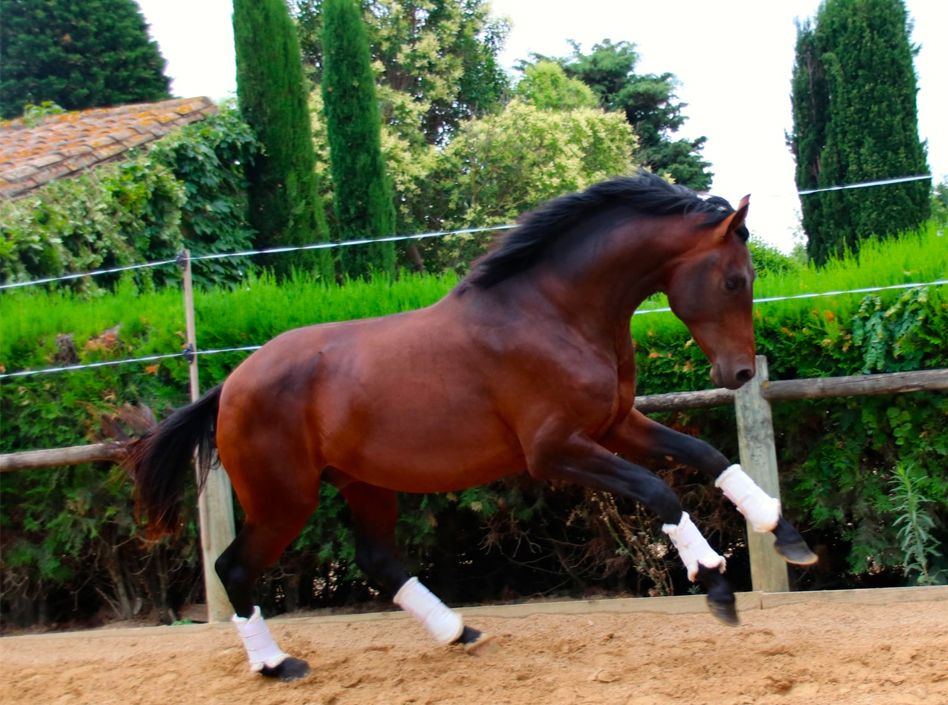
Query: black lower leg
[[696, 564, 739, 625], [354, 531, 410, 595], [214, 535, 255, 618], [214, 529, 311, 681], [649, 427, 730, 481], [772, 516, 818, 565], [353, 533, 487, 648]]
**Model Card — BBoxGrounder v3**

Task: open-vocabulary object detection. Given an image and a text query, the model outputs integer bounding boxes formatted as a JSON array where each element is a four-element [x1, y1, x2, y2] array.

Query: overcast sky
[[136, 0, 946, 253]]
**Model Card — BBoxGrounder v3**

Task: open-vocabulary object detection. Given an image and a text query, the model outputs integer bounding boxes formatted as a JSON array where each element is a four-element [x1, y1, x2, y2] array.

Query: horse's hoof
[[695, 564, 739, 626], [774, 540, 818, 566], [260, 657, 310, 682], [706, 597, 740, 626], [456, 625, 496, 654]]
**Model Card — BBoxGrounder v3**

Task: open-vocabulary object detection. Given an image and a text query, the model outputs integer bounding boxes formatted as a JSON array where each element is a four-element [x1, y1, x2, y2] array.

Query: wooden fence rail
[[2, 362, 946, 612], [633, 366, 948, 412], [4, 366, 944, 474]]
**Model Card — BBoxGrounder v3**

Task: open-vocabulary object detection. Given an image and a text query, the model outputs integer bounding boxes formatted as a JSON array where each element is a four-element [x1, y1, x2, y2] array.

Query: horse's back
[[217, 303, 525, 493]]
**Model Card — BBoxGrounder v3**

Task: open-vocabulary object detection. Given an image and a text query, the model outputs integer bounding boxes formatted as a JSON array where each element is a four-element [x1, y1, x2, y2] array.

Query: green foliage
[[400, 100, 637, 273], [0, 0, 171, 119], [536, 39, 712, 190], [433, 100, 637, 228], [20, 101, 66, 127], [147, 105, 261, 287], [514, 61, 599, 111], [233, 0, 333, 280], [747, 239, 802, 279], [931, 179, 948, 227], [0, 160, 185, 288], [790, 0, 930, 265], [307, 93, 637, 273], [852, 287, 931, 373], [0, 107, 261, 289], [294, 0, 510, 145], [321, 0, 396, 278], [294, 0, 511, 272], [889, 463, 945, 585]]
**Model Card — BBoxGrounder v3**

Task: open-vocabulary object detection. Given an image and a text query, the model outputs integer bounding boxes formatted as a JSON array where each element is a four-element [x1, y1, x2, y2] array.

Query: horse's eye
[[725, 276, 745, 291]]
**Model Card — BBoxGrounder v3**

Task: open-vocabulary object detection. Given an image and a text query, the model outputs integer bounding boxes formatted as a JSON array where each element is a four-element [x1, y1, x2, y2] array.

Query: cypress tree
[[790, 0, 929, 265], [232, 0, 333, 280], [321, 0, 396, 279], [0, 0, 171, 119]]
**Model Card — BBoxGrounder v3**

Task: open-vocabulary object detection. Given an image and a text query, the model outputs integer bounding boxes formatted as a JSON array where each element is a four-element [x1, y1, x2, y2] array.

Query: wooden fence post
[[734, 355, 790, 593], [181, 250, 236, 622]]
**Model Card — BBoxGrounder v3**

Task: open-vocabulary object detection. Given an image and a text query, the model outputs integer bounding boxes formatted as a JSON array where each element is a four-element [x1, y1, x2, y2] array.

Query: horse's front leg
[[601, 409, 817, 566], [527, 432, 738, 624]]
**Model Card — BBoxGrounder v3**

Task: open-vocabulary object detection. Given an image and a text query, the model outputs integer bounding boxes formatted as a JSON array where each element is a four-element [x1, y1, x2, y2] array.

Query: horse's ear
[[719, 195, 750, 241]]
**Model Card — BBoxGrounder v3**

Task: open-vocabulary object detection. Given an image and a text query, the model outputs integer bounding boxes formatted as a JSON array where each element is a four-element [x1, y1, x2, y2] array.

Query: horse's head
[[665, 195, 756, 390]]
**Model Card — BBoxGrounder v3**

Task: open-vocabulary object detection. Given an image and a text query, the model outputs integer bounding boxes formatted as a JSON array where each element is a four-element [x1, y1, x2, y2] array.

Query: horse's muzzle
[[712, 361, 756, 390]]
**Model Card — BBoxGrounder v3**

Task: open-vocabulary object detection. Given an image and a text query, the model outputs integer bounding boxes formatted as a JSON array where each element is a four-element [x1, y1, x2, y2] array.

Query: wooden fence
[[2, 355, 945, 619]]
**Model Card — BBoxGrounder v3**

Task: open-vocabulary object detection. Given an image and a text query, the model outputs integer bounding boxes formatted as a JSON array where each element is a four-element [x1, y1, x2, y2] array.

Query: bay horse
[[127, 171, 816, 681]]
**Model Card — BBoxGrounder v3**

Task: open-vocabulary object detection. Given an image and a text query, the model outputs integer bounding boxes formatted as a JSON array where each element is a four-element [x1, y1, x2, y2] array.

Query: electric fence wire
[[0, 225, 516, 291], [0, 173, 935, 292], [1, 172, 941, 378], [2, 279, 945, 379]]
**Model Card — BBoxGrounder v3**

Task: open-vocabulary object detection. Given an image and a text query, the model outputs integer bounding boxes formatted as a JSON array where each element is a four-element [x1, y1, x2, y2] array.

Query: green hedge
[[1, 226, 945, 628]]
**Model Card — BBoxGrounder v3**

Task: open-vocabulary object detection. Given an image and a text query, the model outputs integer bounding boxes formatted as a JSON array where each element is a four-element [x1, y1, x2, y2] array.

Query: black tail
[[125, 385, 223, 535]]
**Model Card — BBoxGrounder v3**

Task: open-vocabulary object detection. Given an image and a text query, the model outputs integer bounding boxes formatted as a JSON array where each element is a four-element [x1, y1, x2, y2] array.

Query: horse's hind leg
[[340, 481, 491, 652], [214, 492, 318, 681]]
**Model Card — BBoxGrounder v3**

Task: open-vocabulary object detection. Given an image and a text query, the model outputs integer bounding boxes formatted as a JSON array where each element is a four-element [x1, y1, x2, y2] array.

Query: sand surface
[[2, 594, 946, 705]]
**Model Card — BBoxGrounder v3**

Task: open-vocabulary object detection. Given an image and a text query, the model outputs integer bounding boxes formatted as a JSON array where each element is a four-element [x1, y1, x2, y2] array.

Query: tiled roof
[[0, 97, 217, 200]]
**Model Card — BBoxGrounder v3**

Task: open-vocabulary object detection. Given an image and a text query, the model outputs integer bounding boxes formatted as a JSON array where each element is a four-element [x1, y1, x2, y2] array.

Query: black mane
[[459, 171, 747, 291]]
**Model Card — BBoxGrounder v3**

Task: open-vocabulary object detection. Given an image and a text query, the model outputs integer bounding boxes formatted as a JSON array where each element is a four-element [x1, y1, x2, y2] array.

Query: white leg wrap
[[715, 464, 781, 533], [662, 512, 726, 582], [232, 606, 289, 672], [393, 577, 464, 645]]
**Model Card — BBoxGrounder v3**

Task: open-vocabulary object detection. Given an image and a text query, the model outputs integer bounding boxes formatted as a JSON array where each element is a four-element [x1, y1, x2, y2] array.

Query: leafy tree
[[789, 0, 930, 265], [321, 0, 396, 278], [931, 179, 948, 227], [292, 0, 509, 145], [233, 0, 333, 279], [0, 0, 171, 119], [309, 95, 638, 272], [514, 61, 598, 112], [293, 1, 510, 270], [536, 40, 712, 190], [430, 99, 637, 238]]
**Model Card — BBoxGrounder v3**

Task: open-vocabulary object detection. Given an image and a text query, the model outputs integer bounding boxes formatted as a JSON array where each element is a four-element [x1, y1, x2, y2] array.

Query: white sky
[[136, 0, 946, 253]]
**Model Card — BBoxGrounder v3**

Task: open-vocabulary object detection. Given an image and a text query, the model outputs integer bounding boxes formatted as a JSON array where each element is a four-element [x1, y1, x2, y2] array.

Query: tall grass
[[0, 277, 183, 367]]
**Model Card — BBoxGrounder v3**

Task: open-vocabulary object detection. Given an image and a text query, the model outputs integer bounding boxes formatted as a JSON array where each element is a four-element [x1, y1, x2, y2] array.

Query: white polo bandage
[[715, 464, 781, 533], [393, 577, 464, 645], [232, 606, 289, 672], [662, 512, 726, 582]]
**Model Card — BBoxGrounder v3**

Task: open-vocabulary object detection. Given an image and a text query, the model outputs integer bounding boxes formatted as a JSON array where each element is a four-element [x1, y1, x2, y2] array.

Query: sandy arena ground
[[1, 589, 946, 705]]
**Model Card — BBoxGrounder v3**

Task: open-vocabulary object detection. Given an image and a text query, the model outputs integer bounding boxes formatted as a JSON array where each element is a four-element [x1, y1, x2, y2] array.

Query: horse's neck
[[536, 217, 693, 332]]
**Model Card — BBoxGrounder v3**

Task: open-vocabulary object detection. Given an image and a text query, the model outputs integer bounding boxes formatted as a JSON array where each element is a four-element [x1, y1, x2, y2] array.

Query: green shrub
[[0, 161, 184, 288], [147, 106, 260, 287], [0, 106, 260, 290]]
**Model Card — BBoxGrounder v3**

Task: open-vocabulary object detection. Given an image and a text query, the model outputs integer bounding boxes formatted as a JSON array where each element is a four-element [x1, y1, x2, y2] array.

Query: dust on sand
[[2, 596, 946, 705]]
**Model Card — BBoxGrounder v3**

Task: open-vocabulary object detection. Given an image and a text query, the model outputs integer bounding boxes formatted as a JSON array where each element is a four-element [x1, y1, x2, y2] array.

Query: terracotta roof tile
[[0, 96, 217, 200]]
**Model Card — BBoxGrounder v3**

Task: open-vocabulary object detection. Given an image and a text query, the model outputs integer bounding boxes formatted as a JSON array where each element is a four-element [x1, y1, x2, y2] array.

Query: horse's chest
[[562, 365, 634, 438]]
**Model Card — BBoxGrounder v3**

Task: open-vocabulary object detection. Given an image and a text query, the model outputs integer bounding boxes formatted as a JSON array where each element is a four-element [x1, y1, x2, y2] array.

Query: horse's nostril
[[736, 368, 754, 384]]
